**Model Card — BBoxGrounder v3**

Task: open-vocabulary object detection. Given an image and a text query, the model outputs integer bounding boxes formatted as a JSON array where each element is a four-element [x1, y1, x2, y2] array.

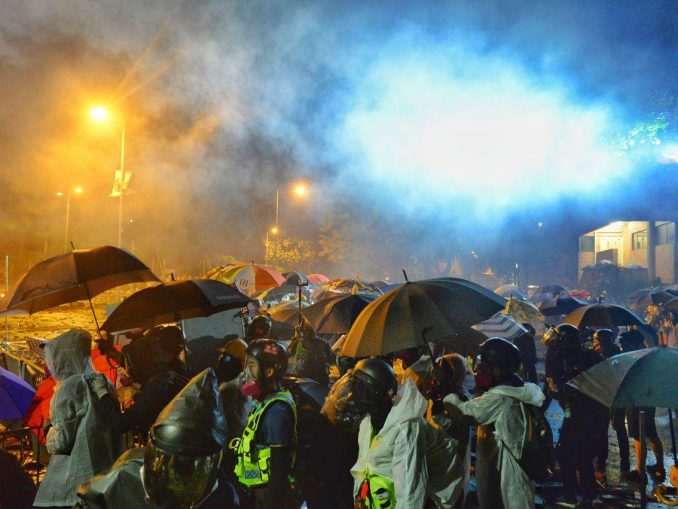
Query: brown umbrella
[[1, 246, 159, 331]]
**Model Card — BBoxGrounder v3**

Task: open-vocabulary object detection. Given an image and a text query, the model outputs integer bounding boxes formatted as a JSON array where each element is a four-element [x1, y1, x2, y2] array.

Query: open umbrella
[[504, 297, 542, 323], [662, 297, 678, 314], [627, 289, 675, 311], [474, 313, 527, 340], [341, 277, 505, 358], [101, 279, 251, 333], [563, 303, 646, 329], [0, 367, 36, 420], [283, 272, 308, 286], [1, 246, 159, 332], [326, 278, 383, 295], [494, 284, 528, 300], [267, 300, 310, 327], [306, 273, 330, 285], [535, 284, 568, 296], [256, 285, 299, 306], [538, 295, 588, 317], [301, 293, 376, 334], [211, 263, 285, 296]]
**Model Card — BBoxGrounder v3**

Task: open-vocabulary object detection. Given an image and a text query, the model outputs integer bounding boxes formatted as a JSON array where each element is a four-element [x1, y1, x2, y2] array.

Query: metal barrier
[[0, 425, 45, 485]]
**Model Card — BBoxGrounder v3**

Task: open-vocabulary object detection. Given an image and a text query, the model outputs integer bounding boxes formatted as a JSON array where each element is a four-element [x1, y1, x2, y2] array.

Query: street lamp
[[273, 182, 309, 266], [57, 187, 83, 252], [90, 105, 130, 249]]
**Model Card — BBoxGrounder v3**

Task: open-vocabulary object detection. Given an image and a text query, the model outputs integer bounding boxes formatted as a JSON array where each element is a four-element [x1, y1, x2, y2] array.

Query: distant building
[[578, 221, 677, 284]]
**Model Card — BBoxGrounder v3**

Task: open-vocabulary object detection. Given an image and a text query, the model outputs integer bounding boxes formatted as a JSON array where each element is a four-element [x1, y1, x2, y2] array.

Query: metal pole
[[118, 121, 126, 249], [639, 410, 647, 509], [64, 192, 71, 253], [274, 187, 279, 266]]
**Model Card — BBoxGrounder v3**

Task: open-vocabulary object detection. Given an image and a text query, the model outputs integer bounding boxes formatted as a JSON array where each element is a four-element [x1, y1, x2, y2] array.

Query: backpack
[[516, 402, 555, 482]]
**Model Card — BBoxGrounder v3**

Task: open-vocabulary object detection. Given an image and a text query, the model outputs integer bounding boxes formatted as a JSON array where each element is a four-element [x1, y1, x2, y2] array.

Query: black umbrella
[[341, 277, 506, 358], [627, 289, 674, 311], [283, 376, 329, 410], [563, 303, 646, 329], [301, 293, 376, 334], [661, 297, 678, 314], [283, 272, 308, 287], [101, 279, 251, 333], [1, 246, 159, 332], [537, 296, 588, 316]]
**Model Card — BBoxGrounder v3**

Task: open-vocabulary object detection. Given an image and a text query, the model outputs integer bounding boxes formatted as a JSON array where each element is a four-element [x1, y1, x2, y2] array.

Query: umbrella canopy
[[494, 284, 528, 300], [563, 303, 646, 329], [538, 295, 589, 317], [306, 273, 330, 285], [267, 300, 310, 326], [341, 277, 506, 358], [436, 328, 488, 358], [102, 279, 252, 333], [662, 297, 678, 313], [211, 263, 285, 296], [474, 313, 528, 340], [283, 272, 308, 286], [301, 293, 377, 334], [256, 285, 300, 306], [1, 246, 159, 315], [372, 280, 403, 293], [535, 284, 568, 296], [568, 347, 678, 408], [503, 297, 542, 322], [627, 289, 675, 311], [326, 278, 383, 295], [0, 367, 36, 420]]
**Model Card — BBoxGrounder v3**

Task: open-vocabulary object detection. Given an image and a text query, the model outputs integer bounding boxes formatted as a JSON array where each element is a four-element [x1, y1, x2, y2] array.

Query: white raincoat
[[444, 382, 545, 509], [34, 329, 124, 507], [351, 378, 463, 508]]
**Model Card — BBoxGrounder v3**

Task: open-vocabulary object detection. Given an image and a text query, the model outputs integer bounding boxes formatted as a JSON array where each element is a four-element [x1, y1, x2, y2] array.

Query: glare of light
[[538, 222, 544, 228], [74, 186, 83, 194], [659, 144, 678, 164], [89, 106, 109, 122], [271, 226, 279, 235], [56, 192, 64, 197], [338, 51, 630, 215], [292, 183, 308, 198]]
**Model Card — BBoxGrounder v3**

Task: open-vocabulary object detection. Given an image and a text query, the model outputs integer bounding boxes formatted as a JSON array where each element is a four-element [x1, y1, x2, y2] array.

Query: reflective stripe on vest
[[231, 390, 297, 487], [355, 469, 396, 509]]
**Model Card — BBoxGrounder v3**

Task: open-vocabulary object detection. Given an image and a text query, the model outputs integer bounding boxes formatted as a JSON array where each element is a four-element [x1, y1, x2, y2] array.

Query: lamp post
[[57, 187, 83, 252], [90, 106, 130, 249], [272, 182, 308, 266]]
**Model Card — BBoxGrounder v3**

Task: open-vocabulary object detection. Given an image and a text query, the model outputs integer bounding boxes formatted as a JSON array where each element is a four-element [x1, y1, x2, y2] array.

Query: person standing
[[34, 329, 123, 508]]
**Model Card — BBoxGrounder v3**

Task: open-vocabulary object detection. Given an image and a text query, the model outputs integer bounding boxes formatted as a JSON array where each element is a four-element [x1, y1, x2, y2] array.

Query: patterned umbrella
[[504, 297, 542, 322], [210, 263, 285, 297], [474, 313, 527, 340]]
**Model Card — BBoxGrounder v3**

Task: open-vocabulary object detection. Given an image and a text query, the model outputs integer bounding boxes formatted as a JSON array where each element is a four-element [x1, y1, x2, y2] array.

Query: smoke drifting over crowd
[[1, 1, 676, 282]]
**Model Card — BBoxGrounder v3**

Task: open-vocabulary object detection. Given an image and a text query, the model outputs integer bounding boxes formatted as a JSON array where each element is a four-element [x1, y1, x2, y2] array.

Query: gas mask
[[240, 357, 263, 398]]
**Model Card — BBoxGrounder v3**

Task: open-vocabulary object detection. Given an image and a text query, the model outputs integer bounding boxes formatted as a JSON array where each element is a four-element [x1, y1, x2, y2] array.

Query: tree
[[264, 237, 316, 272], [318, 213, 352, 265]]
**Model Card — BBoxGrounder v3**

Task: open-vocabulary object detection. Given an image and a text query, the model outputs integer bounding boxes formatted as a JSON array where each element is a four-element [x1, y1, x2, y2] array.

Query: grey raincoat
[[444, 382, 545, 509], [34, 329, 123, 507]]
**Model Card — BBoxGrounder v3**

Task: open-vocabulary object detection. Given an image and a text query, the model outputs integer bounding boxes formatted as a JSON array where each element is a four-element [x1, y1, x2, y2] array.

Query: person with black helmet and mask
[[543, 324, 607, 508], [89, 325, 190, 440], [349, 358, 463, 509], [231, 339, 297, 509], [245, 315, 272, 341], [75, 368, 238, 509], [444, 337, 545, 509]]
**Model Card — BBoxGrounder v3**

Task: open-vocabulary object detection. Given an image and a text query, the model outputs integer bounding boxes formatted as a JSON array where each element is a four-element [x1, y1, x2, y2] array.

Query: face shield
[[143, 440, 222, 509], [321, 371, 369, 432]]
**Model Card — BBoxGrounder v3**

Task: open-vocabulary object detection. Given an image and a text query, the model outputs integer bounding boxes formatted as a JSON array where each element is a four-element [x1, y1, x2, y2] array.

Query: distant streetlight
[[57, 187, 83, 252], [273, 181, 310, 265], [90, 105, 130, 249]]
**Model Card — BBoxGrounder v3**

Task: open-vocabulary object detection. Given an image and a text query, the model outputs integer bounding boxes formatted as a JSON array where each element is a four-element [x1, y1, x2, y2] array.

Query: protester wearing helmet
[[76, 368, 238, 509], [543, 324, 607, 507], [287, 319, 335, 387], [245, 315, 272, 341], [444, 338, 545, 509], [231, 339, 297, 509], [349, 358, 463, 509], [215, 338, 252, 443]]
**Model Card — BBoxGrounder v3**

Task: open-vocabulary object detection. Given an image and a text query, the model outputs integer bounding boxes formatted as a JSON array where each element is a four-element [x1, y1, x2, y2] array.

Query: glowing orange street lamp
[[57, 186, 84, 252], [273, 181, 310, 265]]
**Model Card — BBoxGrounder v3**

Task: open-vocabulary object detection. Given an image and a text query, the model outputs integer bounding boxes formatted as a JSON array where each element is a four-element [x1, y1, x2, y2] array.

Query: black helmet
[[246, 339, 288, 379], [353, 358, 398, 399], [215, 339, 248, 384], [478, 337, 522, 376], [593, 328, 615, 345], [542, 323, 580, 348], [246, 315, 272, 340], [145, 368, 226, 508]]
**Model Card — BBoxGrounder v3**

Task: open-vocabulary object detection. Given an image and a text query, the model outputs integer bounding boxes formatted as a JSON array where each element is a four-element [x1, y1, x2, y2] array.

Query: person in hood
[[444, 337, 545, 509], [287, 320, 334, 387], [89, 326, 189, 440], [349, 358, 463, 509], [75, 368, 238, 509], [231, 339, 297, 509], [34, 329, 123, 508]]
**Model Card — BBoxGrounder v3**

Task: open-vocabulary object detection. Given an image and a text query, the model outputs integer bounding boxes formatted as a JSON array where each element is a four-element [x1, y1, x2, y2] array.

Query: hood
[[489, 382, 545, 406], [151, 368, 226, 455], [44, 329, 94, 382], [380, 378, 427, 432]]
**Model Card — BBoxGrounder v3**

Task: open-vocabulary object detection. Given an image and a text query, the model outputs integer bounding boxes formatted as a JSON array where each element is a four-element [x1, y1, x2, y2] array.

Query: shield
[[0, 367, 35, 420], [538, 296, 588, 317], [102, 279, 251, 333], [563, 303, 646, 329], [1, 246, 159, 315], [301, 293, 376, 334], [340, 277, 505, 358]]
